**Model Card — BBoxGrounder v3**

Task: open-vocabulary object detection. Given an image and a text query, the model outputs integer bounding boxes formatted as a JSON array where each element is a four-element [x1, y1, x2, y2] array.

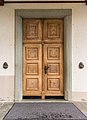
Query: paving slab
[[73, 102, 87, 117], [0, 102, 13, 120]]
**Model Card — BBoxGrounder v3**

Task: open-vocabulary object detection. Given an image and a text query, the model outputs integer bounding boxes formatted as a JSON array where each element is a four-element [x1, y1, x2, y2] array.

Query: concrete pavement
[[0, 102, 13, 120]]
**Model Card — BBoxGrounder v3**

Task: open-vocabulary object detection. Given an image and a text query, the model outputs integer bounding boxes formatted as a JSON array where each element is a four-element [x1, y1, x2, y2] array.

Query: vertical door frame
[[15, 9, 72, 101], [15, 16, 22, 101]]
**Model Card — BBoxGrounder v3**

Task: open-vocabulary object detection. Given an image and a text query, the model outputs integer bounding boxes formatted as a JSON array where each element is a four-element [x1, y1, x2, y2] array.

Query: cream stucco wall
[[0, 3, 87, 101]]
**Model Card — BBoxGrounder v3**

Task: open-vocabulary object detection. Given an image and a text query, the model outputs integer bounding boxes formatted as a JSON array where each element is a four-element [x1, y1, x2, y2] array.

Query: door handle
[[44, 66, 49, 74]]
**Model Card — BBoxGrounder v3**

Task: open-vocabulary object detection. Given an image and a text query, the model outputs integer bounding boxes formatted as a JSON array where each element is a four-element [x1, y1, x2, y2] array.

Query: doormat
[[3, 102, 87, 120]]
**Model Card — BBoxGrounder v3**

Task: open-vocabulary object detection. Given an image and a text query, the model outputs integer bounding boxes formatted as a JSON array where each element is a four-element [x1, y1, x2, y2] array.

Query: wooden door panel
[[44, 44, 63, 96], [23, 19, 42, 43], [25, 46, 39, 60], [26, 78, 39, 91], [47, 78, 60, 91], [43, 19, 63, 43], [48, 63, 60, 75], [23, 44, 42, 96], [22, 19, 64, 98]]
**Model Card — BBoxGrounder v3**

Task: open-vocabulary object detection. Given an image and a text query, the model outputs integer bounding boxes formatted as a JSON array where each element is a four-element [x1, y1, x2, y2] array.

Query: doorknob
[[44, 66, 49, 74]]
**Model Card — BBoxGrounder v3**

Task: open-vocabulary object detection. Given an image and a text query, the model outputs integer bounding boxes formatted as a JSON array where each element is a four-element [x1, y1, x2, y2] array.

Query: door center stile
[[41, 33, 45, 98]]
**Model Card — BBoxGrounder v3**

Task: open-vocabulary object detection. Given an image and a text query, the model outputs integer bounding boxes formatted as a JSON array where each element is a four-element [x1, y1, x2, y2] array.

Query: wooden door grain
[[23, 44, 42, 96], [22, 19, 64, 98]]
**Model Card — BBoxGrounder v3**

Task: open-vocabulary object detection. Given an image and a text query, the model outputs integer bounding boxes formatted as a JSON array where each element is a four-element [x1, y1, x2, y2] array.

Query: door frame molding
[[15, 9, 72, 101]]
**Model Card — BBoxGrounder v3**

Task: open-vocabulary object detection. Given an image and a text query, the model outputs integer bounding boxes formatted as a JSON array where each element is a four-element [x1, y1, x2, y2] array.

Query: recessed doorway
[[22, 19, 64, 99]]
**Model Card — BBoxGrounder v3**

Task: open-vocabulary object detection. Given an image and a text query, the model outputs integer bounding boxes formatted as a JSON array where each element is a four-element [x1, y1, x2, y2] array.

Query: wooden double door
[[23, 19, 64, 99]]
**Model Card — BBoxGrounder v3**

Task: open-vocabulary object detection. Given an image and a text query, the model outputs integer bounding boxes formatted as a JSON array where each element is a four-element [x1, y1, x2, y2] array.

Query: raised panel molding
[[48, 63, 60, 75], [25, 47, 38, 60], [44, 19, 63, 43], [26, 63, 38, 75], [47, 47, 60, 60], [47, 78, 60, 91], [26, 23, 38, 38], [23, 19, 42, 43], [48, 23, 60, 38], [26, 78, 39, 91]]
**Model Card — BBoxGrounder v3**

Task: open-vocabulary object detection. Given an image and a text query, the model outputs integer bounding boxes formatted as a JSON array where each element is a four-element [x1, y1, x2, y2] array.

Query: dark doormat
[[3, 102, 87, 120]]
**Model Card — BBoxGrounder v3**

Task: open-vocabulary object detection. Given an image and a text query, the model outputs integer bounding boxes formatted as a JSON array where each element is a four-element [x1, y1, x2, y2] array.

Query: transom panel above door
[[23, 19, 63, 44], [23, 19, 64, 99]]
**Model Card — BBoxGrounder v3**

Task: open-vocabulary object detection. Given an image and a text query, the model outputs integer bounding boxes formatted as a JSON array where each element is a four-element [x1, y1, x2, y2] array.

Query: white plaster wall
[[72, 6, 87, 92], [0, 7, 14, 101], [0, 8, 14, 75], [72, 6, 87, 101], [0, 3, 87, 101]]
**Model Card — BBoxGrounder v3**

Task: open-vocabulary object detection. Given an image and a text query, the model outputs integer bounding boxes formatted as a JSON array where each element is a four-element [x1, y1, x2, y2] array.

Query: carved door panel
[[43, 19, 64, 97], [43, 19, 63, 43], [23, 44, 42, 96], [23, 19, 42, 43], [44, 44, 63, 96], [23, 19, 42, 96]]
